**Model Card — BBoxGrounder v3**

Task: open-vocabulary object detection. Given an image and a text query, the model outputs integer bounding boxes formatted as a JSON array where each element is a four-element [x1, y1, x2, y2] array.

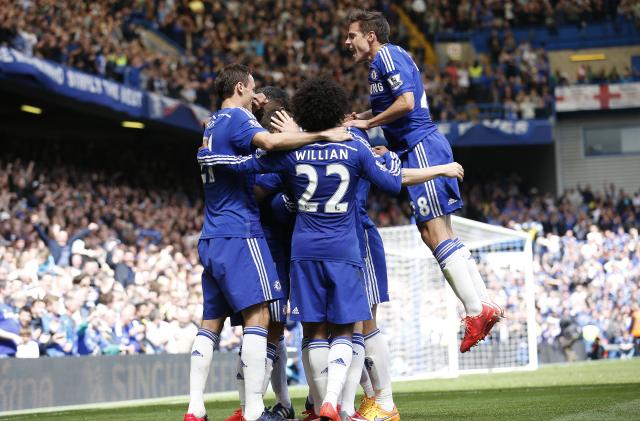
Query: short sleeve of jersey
[[355, 137, 402, 195], [256, 173, 286, 192], [230, 108, 267, 152], [377, 46, 415, 98]]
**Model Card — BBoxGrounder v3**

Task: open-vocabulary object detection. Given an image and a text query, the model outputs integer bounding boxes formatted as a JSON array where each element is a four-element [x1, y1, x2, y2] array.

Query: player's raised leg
[[446, 218, 504, 331], [406, 134, 497, 353]]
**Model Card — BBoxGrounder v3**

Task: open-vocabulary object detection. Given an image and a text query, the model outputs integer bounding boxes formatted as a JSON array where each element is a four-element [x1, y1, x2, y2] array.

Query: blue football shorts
[[403, 130, 464, 223], [362, 226, 389, 306], [289, 260, 372, 325], [198, 237, 284, 321]]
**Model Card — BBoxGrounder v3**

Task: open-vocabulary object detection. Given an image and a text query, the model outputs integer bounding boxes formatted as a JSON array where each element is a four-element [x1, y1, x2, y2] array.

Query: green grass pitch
[[5, 359, 640, 420]]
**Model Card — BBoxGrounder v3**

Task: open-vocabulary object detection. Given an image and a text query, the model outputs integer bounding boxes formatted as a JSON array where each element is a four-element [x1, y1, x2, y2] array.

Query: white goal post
[[376, 216, 538, 379]]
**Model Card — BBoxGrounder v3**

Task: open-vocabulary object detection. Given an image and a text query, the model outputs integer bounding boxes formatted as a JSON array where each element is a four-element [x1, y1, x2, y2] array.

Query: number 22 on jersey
[[296, 164, 349, 213]]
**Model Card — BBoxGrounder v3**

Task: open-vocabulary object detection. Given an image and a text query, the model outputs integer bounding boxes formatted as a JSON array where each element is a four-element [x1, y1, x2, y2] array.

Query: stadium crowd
[[404, 0, 640, 35], [0, 0, 638, 362], [1, 149, 639, 361], [2, 1, 637, 123]]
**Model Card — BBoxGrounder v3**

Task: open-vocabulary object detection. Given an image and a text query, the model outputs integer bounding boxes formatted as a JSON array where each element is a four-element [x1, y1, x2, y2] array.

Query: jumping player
[[344, 6, 501, 370]]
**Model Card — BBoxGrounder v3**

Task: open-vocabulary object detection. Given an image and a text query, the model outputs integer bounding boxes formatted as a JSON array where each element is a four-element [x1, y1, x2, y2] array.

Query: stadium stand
[[1, 0, 639, 366], [1, 149, 639, 360], [4, 0, 636, 124]]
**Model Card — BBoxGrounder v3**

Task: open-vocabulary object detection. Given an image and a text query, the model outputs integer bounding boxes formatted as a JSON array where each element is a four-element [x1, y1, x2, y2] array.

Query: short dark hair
[[291, 77, 348, 132], [259, 108, 283, 134], [347, 9, 390, 44], [256, 86, 290, 110], [214, 63, 250, 105], [255, 86, 290, 122]]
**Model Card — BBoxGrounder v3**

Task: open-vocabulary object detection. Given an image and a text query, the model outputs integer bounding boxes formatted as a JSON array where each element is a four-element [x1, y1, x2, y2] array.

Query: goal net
[[376, 216, 537, 379]]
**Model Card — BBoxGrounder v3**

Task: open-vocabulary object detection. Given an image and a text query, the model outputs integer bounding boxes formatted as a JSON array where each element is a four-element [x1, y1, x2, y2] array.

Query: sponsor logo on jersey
[[370, 82, 385, 94], [292, 307, 300, 315], [330, 358, 347, 366], [448, 198, 458, 205], [321, 367, 328, 374], [191, 350, 203, 357], [388, 73, 403, 90], [236, 372, 244, 380]]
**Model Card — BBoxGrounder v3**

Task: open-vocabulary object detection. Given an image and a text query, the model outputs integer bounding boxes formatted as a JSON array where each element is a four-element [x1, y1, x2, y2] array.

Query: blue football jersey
[[369, 44, 437, 155], [351, 128, 377, 232], [255, 173, 295, 253], [197, 132, 402, 265], [199, 107, 267, 238]]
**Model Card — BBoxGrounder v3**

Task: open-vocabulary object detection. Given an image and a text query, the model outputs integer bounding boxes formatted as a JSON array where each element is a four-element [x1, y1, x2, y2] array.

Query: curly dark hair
[[291, 77, 348, 132]]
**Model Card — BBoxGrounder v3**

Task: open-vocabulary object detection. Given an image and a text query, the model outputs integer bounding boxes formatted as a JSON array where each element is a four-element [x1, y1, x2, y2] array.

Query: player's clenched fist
[[442, 162, 464, 181]]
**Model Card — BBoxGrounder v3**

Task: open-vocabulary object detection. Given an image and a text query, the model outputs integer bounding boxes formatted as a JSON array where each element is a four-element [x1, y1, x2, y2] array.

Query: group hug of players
[[184, 9, 503, 421]]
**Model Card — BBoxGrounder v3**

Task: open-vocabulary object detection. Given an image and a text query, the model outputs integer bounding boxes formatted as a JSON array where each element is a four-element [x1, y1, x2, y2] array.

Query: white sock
[[364, 329, 395, 411], [262, 342, 277, 394], [455, 239, 490, 302], [272, 335, 291, 408], [235, 348, 245, 412], [323, 336, 353, 408], [301, 338, 316, 410], [187, 328, 220, 417], [360, 365, 375, 398], [308, 338, 330, 409], [242, 327, 268, 420], [434, 239, 483, 316], [340, 334, 365, 416]]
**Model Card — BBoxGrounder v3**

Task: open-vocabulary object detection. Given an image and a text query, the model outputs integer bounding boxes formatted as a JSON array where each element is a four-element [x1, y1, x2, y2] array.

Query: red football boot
[[319, 402, 340, 421], [223, 408, 244, 421], [184, 414, 208, 421], [300, 408, 320, 421], [460, 303, 498, 353], [483, 301, 504, 336]]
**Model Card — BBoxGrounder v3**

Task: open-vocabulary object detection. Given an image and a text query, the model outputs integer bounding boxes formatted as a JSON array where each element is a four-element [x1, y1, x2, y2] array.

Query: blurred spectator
[[2, 0, 636, 124]]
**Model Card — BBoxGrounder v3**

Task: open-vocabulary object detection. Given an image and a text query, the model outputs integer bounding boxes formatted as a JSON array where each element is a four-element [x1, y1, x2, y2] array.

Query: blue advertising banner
[[0, 48, 209, 132], [368, 119, 553, 148]]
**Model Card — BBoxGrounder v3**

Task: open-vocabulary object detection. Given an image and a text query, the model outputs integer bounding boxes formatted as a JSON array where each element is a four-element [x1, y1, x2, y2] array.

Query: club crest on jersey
[[370, 68, 378, 80], [255, 148, 267, 158], [388, 73, 403, 90], [273, 280, 282, 291]]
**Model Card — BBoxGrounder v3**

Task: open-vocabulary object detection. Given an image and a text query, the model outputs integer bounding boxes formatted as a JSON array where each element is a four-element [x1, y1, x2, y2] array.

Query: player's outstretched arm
[[252, 127, 350, 151], [401, 163, 464, 186], [358, 141, 403, 195], [343, 92, 414, 130], [344, 110, 373, 123]]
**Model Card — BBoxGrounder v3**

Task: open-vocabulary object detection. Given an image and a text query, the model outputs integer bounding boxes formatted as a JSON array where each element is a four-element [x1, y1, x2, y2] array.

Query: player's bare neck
[[221, 97, 244, 110], [369, 42, 383, 62]]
